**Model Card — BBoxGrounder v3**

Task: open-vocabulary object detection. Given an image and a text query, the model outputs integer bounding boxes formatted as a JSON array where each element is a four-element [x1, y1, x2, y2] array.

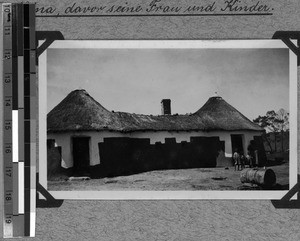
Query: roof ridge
[[48, 91, 264, 133]]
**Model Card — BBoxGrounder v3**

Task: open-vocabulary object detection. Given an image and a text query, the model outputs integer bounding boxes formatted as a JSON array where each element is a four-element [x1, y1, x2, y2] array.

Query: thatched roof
[[47, 90, 123, 132], [194, 96, 263, 131], [47, 90, 263, 133]]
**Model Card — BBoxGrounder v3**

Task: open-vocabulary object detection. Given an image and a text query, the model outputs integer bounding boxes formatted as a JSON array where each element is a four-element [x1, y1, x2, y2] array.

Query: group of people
[[232, 150, 255, 171]]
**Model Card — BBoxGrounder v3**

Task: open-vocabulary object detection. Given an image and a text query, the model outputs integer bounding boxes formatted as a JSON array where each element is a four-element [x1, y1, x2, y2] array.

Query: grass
[[48, 162, 289, 191]]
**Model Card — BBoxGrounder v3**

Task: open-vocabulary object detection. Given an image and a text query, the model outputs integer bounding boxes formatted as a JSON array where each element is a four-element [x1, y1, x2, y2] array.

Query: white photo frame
[[39, 40, 298, 200]]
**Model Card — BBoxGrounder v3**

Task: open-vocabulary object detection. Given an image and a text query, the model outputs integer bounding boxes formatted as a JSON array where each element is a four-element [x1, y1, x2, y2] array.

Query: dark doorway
[[72, 137, 90, 176], [231, 134, 244, 155]]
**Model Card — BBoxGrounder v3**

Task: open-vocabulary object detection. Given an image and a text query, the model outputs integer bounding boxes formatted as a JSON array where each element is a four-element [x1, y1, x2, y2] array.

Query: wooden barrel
[[240, 168, 276, 187]]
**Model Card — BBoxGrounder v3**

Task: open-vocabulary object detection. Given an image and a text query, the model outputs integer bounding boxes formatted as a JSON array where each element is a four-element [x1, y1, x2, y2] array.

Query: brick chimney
[[161, 99, 171, 115]]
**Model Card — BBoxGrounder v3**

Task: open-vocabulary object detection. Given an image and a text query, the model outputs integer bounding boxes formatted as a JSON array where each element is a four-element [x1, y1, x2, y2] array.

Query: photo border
[[39, 39, 298, 200]]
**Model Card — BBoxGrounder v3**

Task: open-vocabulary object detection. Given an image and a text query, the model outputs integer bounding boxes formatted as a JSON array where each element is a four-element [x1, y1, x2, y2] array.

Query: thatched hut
[[47, 90, 265, 178]]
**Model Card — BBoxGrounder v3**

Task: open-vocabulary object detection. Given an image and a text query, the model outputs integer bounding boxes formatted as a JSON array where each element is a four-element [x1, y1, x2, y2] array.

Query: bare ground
[[48, 162, 289, 191]]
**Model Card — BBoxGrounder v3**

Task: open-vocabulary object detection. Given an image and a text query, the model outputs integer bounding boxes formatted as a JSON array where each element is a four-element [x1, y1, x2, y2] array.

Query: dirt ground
[[13, 163, 297, 241], [48, 163, 289, 191]]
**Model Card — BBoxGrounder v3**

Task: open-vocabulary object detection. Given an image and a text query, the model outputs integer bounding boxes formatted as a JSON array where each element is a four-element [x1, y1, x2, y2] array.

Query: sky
[[47, 46, 290, 121]]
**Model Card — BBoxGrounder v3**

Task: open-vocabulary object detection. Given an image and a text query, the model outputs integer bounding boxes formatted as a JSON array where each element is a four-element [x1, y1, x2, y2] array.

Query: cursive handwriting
[[184, 2, 216, 13], [146, 0, 182, 13], [36, 6, 57, 14], [65, 3, 106, 14], [35, 0, 274, 16], [221, 0, 271, 12]]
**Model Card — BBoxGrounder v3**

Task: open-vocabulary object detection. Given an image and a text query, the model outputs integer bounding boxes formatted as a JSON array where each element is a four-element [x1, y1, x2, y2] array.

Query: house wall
[[47, 130, 262, 169], [98, 136, 223, 177]]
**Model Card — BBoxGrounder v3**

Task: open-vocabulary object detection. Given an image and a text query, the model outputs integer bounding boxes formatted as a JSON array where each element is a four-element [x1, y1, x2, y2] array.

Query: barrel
[[240, 168, 276, 187]]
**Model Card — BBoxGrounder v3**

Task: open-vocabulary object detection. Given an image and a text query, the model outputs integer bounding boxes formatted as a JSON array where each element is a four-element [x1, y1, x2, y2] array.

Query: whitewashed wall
[[48, 130, 262, 168]]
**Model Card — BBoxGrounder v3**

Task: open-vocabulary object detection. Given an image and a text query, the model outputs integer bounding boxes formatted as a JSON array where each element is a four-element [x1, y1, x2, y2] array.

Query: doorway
[[72, 137, 90, 176], [231, 134, 244, 155]]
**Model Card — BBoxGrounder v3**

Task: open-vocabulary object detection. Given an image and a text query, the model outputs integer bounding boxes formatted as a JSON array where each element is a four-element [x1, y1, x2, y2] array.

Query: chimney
[[161, 99, 171, 115]]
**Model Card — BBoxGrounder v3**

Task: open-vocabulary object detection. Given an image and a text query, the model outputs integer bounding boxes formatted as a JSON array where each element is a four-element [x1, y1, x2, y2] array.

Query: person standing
[[246, 152, 253, 168], [240, 154, 245, 170], [233, 149, 241, 171]]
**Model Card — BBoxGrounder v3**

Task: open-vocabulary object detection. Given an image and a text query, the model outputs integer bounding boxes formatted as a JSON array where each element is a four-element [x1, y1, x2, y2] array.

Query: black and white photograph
[[39, 40, 297, 199]]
